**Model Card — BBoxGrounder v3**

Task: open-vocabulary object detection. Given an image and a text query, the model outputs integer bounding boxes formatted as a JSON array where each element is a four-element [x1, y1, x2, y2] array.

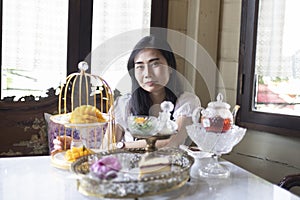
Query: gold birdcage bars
[[52, 61, 116, 151]]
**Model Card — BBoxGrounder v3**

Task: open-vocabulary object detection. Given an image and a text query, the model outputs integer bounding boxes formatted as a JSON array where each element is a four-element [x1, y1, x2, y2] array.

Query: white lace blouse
[[113, 92, 201, 142]]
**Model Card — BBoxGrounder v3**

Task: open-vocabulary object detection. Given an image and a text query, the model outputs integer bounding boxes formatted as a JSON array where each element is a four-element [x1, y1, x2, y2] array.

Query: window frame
[[237, 0, 300, 137]]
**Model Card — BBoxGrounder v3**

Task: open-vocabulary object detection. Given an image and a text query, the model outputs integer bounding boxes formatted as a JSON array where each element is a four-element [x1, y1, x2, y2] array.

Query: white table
[[0, 155, 299, 200]]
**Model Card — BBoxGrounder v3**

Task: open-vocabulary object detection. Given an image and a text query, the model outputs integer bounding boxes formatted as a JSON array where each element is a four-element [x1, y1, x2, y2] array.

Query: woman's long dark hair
[[127, 35, 184, 117]]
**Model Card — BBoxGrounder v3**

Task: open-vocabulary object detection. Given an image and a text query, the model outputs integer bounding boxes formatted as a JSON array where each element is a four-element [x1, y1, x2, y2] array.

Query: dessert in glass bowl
[[127, 116, 159, 138], [127, 101, 178, 152]]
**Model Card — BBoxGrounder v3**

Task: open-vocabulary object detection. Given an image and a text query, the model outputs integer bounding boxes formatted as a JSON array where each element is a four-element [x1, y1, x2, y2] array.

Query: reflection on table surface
[[0, 155, 299, 200]]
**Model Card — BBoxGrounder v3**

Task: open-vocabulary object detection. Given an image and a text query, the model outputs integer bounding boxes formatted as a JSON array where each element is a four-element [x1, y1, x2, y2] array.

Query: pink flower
[[90, 156, 121, 179]]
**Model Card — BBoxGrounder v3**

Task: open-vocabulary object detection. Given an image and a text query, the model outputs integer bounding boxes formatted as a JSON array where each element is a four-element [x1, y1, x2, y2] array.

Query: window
[[254, 0, 300, 116], [1, 0, 68, 100], [0, 0, 168, 100], [237, 0, 300, 136]]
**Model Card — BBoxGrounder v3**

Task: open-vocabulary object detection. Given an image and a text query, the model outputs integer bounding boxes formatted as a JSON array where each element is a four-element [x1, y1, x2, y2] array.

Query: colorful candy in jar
[[201, 116, 232, 133], [200, 93, 235, 133]]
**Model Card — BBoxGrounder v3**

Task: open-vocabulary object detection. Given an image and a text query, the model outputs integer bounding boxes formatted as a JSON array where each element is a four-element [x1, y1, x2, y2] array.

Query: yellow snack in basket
[[64, 146, 93, 162], [70, 105, 106, 123]]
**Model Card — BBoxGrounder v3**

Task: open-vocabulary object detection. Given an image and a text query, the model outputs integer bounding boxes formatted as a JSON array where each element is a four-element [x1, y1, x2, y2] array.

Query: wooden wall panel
[[0, 89, 58, 157]]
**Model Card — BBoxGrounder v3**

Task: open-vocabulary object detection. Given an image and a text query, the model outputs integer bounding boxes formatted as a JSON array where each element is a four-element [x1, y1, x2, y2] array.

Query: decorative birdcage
[[50, 61, 116, 165]]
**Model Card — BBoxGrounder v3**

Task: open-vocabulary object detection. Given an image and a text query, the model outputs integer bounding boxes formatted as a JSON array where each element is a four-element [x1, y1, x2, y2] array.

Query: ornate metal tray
[[70, 148, 194, 198]]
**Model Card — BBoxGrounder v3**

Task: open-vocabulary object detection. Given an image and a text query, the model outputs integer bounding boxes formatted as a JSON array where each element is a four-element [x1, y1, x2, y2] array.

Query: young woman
[[53, 35, 201, 151], [110, 35, 201, 149]]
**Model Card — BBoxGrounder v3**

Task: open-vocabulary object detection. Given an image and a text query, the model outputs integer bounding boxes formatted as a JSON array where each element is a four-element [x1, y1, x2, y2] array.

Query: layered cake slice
[[139, 156, 171, 177]]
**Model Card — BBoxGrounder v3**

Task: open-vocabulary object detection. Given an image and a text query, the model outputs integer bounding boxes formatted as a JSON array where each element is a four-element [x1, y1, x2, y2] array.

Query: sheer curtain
[[1, 0, 68, 99], [255, 0, 287, 78], [91, 0, 151, 93], [255, 0, 300, 79]]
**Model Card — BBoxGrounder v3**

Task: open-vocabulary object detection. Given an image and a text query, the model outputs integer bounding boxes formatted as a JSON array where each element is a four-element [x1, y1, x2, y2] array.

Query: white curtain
[[256, 0, 300, 79], [1, 0, 68, 99], [91, 0, 151, 92], [255, 0, 287, 77]]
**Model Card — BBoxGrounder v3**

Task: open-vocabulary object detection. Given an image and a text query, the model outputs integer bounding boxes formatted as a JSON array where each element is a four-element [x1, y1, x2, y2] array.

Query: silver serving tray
[[70, 148, 194, 198]]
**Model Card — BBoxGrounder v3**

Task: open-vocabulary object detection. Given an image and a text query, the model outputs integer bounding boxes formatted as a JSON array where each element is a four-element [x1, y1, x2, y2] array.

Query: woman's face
[[134, 48, 171, 94]]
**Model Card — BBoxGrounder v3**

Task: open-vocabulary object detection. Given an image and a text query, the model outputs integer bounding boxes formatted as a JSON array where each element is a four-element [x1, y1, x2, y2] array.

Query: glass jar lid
[[207, 93, 231, 109]]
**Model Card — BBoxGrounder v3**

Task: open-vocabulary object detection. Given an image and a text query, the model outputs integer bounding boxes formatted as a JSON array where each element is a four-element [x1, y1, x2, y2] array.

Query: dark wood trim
[[67, 0, 93, 74], [150, 0, 169, 39], [237, 0, 259, 121], [238, 121, 300, 138], [150, 0, 169, 28], [236, 0, 300, 137], [0, 0, 3, 98]]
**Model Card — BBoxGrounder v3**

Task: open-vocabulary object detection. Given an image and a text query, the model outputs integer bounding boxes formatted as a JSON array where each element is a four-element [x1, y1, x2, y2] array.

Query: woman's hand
[[52, 136, 72, 153]]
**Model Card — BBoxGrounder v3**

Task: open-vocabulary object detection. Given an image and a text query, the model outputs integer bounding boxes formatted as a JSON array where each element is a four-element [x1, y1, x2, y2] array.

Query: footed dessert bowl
[[127, 115, 159, 138], [127, 115, 177, 152], [186, 123, 246, 178], [186, 94, 246, 178], [127, 101, 178, 152]]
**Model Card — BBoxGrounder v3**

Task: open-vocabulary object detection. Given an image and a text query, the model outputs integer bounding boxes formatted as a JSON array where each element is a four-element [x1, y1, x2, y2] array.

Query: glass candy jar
[[200, 93, 237, 133]]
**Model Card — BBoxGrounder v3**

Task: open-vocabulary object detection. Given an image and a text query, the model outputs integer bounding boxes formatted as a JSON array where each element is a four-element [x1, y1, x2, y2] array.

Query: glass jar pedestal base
[[186, 124, 247, 179], [198, 156, 230, 178]]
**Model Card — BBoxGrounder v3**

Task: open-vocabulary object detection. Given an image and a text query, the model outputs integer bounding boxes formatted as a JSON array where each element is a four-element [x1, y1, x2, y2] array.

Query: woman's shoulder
[[177, 92, 201, 105], [113, 93, 131, 124], [113, 93, 131, 114], [114, 93, 131, 105], [173, 92, 201, 119]]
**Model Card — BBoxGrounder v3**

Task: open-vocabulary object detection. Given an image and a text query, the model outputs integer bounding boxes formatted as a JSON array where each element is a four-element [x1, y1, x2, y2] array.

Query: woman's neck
[[150, 89, 166, 104]]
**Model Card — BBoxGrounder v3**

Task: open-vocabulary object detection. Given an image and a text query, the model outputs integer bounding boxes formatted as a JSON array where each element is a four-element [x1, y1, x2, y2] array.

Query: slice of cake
[[139, 156, 171, 177]]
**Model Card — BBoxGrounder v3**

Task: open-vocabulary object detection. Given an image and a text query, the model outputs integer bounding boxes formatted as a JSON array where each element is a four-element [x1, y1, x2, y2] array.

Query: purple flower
[[90, 156, 121, 179]]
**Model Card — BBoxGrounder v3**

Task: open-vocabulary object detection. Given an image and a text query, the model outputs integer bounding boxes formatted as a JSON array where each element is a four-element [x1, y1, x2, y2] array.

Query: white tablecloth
[[0, 155, 299, 200]]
